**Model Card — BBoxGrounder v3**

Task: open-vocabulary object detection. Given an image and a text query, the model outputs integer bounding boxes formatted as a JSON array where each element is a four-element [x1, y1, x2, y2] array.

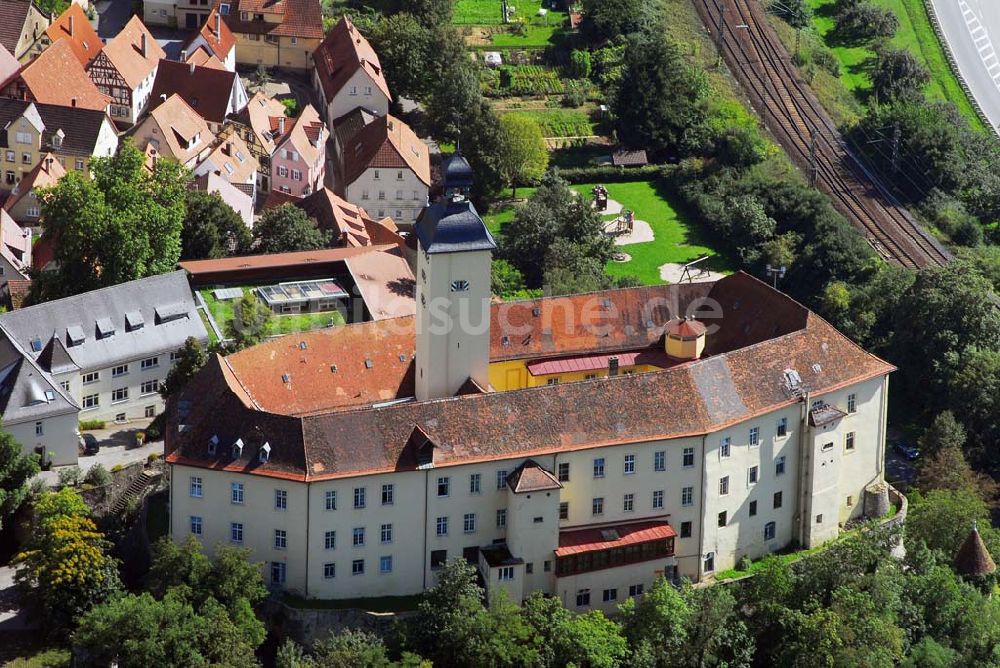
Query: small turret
[[665, 317, 706, 361], [954, 522, 997, 579], [441, 151, 473, 200]]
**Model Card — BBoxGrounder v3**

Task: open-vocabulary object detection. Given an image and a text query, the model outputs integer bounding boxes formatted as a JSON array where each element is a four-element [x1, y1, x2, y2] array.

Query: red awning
[[526, 349, 675, 377], [556, 520, 677, 557]]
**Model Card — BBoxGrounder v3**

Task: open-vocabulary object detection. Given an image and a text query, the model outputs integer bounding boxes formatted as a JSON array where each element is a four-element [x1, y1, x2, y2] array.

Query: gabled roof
[[295, 187, 397, 247], [332, 106, 375, 147], [342, 114, 430, 187], [0, 336, 77, 425], [0, 270, 207, 373], [0, 44, 19, 90], [0, 209, 29, 279], [0, 99, 111, 157], [18, 40, 110, 111], [3, 152, 65, 215], [313, 17, 391, 104], [272, 103, 324, 166], [143, 93, 212, 164], [150, 59, 241, 124], [189, 9, 235, 60], [0, 1, 33, 57], [184, 46, 225, 70], [45, 4, 101, 66], [415, 196, 496, 255], [232, 91, 285, 155], [197, 133, 258, 184], [97, 16, 165, 89], [214, 0, 324, 39]]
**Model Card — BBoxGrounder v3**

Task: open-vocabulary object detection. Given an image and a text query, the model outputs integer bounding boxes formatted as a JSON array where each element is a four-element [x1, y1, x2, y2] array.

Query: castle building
[[165, 183, 893, 610]]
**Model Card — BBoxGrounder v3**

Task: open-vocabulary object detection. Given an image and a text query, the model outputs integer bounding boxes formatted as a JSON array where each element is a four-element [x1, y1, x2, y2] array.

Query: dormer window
[[232, 438, 244, 459], [208, 434, 218, 455], [259, 442, 271, 463], [450, 280, 469, 292]]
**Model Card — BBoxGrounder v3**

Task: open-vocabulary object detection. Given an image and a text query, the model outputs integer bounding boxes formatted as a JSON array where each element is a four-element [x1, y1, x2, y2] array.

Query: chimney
[[608, 356, 619, 376], [190, 61, 196, 75], [68, 14, 74, 36], [224, 140, 232, 155], [70, 98, 77, 107], [179, 48, 188, 62], [140, 32, 147, 58], [278, 116, 285, 135]]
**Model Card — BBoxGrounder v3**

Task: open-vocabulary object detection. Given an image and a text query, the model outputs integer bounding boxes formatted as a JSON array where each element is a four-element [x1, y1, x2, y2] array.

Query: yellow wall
[[234, 35, 321, 71], [488, 359, 661, 391]]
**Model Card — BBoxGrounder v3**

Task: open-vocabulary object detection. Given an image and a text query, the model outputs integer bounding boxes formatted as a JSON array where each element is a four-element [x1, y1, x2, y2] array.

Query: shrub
[[147, 452, 161, 464], [556, 164, 662, 183], [84, 464, 112, 488], [568, 49, 592, 79], [58, 465, 82, 488], [111, 464, 124, 473], [737, 555, 753, 571], [834, 2, 898, 42], [80, 419, 106, 431], [563, 88, 587, 108], [811, 47, 841, 77]]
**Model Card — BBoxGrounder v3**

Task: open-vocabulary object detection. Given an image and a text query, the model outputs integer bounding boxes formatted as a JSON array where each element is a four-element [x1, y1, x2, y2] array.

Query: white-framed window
[[380, 523, 392, 543], [748, 465, 759, 485], [719, 476, 730, 495], [271, 562, 286, 584], [496, 509, 506, 528], [764, 521, 776, 541], [775, 455, 786, 476], [470, 473, 481, 494], [623, 493, 634, 512], [231, 522, 243, 543], [277, 165, 288, 177], [776, 417, 788, 437], [847, 393, 857, 413], [26, 206, 38, 217], [496, 470, 508, 489], [498, 566, 514, 581], [749, 427, 760, 446], [352, 559, 364, 575], [377, 191, 385, 200], [291, 169, 301, 181], [75, 159, 85, 170], [436, 516, 448, 536], [845, 432, 856, 451], [190, 476, 202, 498], [325, 490, 336, 510], [381, 484, 394, 505], [59, 381, 70, 392], [231, 482, 244, 505], [353, 527, 365, 547], [361, 189, 369, 200], [559, 501, 569, 520], [140, 379, 159, 395], [380, 555, 392, 574], [15, 131, 31, 144], [83, 371, 99, 384], [681, 486, 693, 506], [111, 387, 128, 403], [624, 454, 635, 474], [112, 364, 128, 377], [324, 562, 335, 579], [592, 497, 604, 516], [652, 490, 664, 509], [683, 447, 694, 467], [463, 513, 476, 533], [190, 515, 202, 535], [140, 356, 158, 370], [353, 487, 365, 508], [593, 457, 605, 478], [654, 450, 665, 471], [275, 489, 287, 510], [324, 530, 336, 550], [557, 463, 569, 482], [437, 476, 450, 497], [720, 437, 731, 458]]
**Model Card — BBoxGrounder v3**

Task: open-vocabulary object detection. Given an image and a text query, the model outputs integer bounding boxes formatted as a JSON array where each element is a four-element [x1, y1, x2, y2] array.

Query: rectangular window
[[380, 555, 393, 574], [324, 562, 335, 579], [140, 379, 159, 395], [576, 589, 591, 607], [436, 516, 448, 536], [593, 458, 605, 478], [112, 364, 128, 377], [271, 562, 286, 584], [230, 522, 243, 543], [324, 530, 336, 550], [845, 432, 856, 451], [273, 489, 287, 510], [190, 515, 202, 535], [683, 447, 694, 467], [718, 511, 727, 527], [681, 486, 693, 506], [325, 490, 336, 511], [775, 455, 786, 476], [277, 165, 288, 177], [719, 476, 730, 495], [111, 387, 128, 403], [82, 393, 99, 409], [35, 421, 43, 436], [748, 465, 759, 485], [231, 482, 244, 505], [847, 393, 857, 413], [140, 357, 158, 370], [773, 491, 783, 509], [629, 584, 644, 597], [680, 521, 692, 538], [496, 470, 508, 489], [381, 484, 394, 505], [353, 527, 365, 547], [776, 417, 788, 437], [291, 169, 301, 181], [470, 473, 481, 494], [352, 559, 364, 575], [652, 490, 664, 509], [623, 493, 634, 512], [546, 378, 559, 386], [592, 497, 604, 516], [624, 454, 635, 474], [557, 462, 570, 482], [190, 476, 202, 498], [559, 501, 568, 520], [430, 550, 447, 569], [381, 523, 392, 543], [463, 513, 476, 533], [437, 477, 449, 497], [602, 588, 618, 602], [274, 529, 286, 549], [83, 371, 99, 384], [498, 566, 514, 581], [749, 499, 758, 516], [704, 552, 715, 573], [749, 427, 760, 446], [496, 509, 506, 528], [764, 521, 776, 540], [720, 437, 731, 458], [654, 450, 666, 471], [354, 487, 366, 509]]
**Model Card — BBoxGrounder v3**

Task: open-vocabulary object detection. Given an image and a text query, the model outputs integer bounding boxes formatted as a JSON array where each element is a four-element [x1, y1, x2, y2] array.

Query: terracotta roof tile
[[233, 91, 285, 154], [197, 133, 259, 184], [295, 187, 393, 247], [272, 104, 325, 168], [45, 5, 101, 65], [216, 0, 324, 39], [19, 40, 110, 111], [184, 46, 226, 70], [341, 114, 430, 187], [150, 59, 241, 124], [555, 520, 676, 557], [189, 9, 235, 60], [142, 93, 212, 164], [343, 249, 415, 321], [313, 17, 391, 103], [97, 16, 165, 89], [507, 459, 561, 493]]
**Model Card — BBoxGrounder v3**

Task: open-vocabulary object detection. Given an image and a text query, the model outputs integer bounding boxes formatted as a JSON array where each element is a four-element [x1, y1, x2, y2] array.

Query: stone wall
[[262, 599, 415, 650]]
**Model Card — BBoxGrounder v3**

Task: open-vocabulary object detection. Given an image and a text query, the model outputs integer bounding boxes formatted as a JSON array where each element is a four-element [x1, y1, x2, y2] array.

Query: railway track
[[692, 0, 952, 269]]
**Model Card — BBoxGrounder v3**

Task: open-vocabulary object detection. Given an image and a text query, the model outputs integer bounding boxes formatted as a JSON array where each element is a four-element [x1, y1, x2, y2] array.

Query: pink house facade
[[270, 104, 327, 197]]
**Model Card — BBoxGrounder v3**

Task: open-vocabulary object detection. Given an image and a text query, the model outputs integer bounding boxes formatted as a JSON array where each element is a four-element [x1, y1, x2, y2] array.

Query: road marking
[[957, 0, 1000, 95]]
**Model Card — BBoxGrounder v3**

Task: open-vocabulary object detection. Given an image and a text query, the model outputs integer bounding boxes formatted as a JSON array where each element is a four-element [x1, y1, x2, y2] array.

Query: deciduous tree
[[497, 114, 548, 198], [160, 337, 209, 399], [252, 204, 330, 253], [182, 190, 251, 260], [0, 428, 37, 530]]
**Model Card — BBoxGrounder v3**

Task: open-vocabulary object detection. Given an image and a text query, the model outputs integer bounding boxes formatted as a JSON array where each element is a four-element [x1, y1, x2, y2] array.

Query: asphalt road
[[931, 0, 1000, 132]]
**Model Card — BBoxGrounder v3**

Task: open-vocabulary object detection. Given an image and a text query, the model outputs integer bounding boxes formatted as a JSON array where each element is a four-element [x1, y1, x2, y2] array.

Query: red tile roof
[[3, 152, 64, 214], [45, 4, 101, 66], [150, 59, 241, 124], [184, 46, 226, 70], [5, 277, 31, 309], [555, 520, 676, 557], [190, 9, 236, 60], [19, 40, 110, 111], [343, 247, 415, 322], [216, 0, 324, 39], [313, 16, 391, 103], [507, 459, 561, 493], [272, 104, 325, 167], [526, 349, 675, 377], [97, 16, 165, 89], [667, 317, 706, 339], [341, 114, 430, 187]]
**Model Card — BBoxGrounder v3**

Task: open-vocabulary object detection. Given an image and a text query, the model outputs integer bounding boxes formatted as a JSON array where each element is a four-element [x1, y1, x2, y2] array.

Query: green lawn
[[804, 0, 985, 130], [199, 286, 346, 340], [485, 180, 729, 286], [503, 108, 596, 137], [454, 0, 565, 25]]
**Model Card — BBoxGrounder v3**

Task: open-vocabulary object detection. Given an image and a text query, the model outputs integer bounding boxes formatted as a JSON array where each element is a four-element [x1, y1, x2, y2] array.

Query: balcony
[[555, 520, 676, 577]]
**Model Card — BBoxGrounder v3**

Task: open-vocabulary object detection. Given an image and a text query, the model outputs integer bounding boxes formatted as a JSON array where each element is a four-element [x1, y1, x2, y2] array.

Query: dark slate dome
[[415, 195, 496, 254], [442, 152, 474, 190]]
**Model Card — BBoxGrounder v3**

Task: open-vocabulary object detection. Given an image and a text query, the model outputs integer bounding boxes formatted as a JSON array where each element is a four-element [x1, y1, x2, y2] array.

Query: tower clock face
[[450, 279, 470, 292]]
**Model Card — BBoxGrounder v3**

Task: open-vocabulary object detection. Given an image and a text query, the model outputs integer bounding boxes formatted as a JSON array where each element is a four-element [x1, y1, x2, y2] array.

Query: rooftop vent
[[299, 341, 307, 350], [259, 442, 271, 463], [608, 356, 619, 376], [364, 359, 373, 369], [501, 335, 510, 347], [96, 317, 115, 339], [125, 310, 144, 331], [281, 373, 291, 383], [155, 303, 189, 324], [29, 337, 42, 352], [398, 354, 406, 362], [531, 307, 541, 317], [330, 364, 338, 373]]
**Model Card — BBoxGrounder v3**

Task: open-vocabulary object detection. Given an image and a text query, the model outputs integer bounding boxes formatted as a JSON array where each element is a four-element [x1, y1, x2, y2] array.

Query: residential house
[[210, 0, 323, 71], [132, 93, 213, 168], [230, 90, 284, 191], [144, 0, 178, 27], [0, 333, 79, 466], [0, 208, 31, 280], [193, 132, 258, 200], [191, 170, 253, 227], [165, 191, 894, 606], [3, 151, 63, 227], [2, 39, 111, 112], [270, 103, 325, 197], [0, 0, 49, 62], [33, 4, 102, 65], [312, 17, 391, 132], [0, 99, 118, 190], [88, 16, 166, 125], [294, 186, 401, 248], [150, 59, 248, 133], [184, 46, 225, 70], [0, 270, 209, 424], [337, 114, 430, 226], [183, 9, 236, 71]]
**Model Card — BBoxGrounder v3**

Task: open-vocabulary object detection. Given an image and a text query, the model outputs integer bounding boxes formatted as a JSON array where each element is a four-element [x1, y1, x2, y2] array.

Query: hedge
[[556, 164, 664, 184], [79, 419, 106, 431]]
